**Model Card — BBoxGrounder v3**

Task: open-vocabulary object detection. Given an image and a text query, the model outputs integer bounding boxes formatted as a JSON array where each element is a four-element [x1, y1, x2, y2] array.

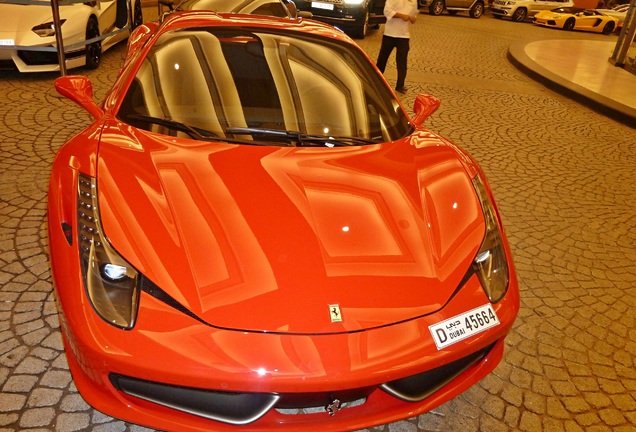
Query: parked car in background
[[490, 0, 573, 21], [420, 0, 486, 18], [0, 0, 142, 72], [596, 3, 629, 29], [49, 10, 519, 432], [600, 0, 628, 8], [533, 7, 619, 33], [158, 0, 299, 18], [293, 0, 385, 38]]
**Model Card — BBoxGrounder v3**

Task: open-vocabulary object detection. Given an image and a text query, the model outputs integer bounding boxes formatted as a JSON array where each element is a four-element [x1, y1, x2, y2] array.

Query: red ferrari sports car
[[48, 10, 519, 432]]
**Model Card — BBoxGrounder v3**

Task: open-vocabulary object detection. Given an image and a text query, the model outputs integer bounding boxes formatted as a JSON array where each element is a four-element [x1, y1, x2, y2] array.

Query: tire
[[429, 0, 444, 15], [511, 7, 526, 22], [353, 8, 369, 38], [601, 21, 615, 34], [85, 17, 101, 69], [563, 17, 575, 31], [469, 2, 483, 18], [132, 0, 143, 30]]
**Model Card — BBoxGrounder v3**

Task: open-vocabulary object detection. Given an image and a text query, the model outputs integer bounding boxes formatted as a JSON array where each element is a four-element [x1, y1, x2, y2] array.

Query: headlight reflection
[[471, 175, 509, 303], [78, 174, 140, 329]]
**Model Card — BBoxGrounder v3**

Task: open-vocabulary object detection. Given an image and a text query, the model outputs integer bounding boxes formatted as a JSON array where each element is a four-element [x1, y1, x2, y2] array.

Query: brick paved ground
[[0, 9, 635, 432]]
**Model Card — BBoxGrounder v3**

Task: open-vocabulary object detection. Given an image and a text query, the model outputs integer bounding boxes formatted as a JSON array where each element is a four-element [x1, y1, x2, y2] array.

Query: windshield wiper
[[225, 127, 378, 146], [124, 115, 277, 145], [124, 114, 221, 141]]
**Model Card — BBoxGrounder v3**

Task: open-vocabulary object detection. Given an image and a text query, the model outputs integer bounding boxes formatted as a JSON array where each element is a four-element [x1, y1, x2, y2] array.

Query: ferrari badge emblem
[[329, 304, 343, 323], [325, 398, 342, 416]]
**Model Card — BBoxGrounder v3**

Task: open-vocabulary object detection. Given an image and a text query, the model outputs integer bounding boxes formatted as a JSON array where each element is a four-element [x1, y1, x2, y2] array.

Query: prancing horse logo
[[325, 398, 342, 416], [329, 304, 342, 323]]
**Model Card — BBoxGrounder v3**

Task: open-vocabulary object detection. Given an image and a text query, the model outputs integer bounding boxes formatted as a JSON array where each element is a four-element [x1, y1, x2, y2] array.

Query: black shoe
[[395, 86, 407, 94]]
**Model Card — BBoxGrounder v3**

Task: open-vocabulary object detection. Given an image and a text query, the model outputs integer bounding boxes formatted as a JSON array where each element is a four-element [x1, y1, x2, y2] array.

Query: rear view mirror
[[54, 75, 104, 119], [412, 94, 440, 126]]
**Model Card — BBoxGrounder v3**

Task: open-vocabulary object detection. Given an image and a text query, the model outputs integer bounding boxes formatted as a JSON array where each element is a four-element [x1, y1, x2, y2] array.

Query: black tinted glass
[[118, 28, 412, 145]]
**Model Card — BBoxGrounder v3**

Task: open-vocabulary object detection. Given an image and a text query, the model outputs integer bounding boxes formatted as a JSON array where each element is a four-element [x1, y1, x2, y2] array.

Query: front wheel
[[469, 2, 483, 18], [429, 0, 444, 15], [601, 21, 615, 34], [563, 17, 575, 31], [511, 7, 526, 21], [85, 17, 101, 69]]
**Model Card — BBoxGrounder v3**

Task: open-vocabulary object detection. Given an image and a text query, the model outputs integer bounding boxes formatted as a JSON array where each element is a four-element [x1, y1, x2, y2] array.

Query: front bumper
[[0, 34, 86, 72], [53, 263, 518, 431], [490, 6, 511, 16], [533, 18, 558, 27]]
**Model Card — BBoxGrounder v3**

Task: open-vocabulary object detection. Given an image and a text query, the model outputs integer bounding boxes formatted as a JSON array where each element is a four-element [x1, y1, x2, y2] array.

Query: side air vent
[[109, 374, 280, 425], [380, 343, 494, 402]]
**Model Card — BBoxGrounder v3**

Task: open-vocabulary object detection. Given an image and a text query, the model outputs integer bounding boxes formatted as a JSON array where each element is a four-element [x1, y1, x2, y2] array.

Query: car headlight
[[77, 173, 140, 329], [32, 20, 66, 37], [471, 175, 509, 303], [344, 0, 365, 5]]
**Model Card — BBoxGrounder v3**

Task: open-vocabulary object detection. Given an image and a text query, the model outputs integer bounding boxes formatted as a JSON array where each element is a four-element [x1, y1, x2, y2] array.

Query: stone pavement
[[1, 9, 635, 432]]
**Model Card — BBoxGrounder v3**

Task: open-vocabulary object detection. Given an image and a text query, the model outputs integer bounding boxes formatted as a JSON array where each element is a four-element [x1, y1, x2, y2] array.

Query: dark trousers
[[376, 35, 410, 90]]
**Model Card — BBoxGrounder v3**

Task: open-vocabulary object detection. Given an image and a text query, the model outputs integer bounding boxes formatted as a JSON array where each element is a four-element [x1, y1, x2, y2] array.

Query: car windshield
[[117, 27, 412, 146], [175, 0, 290, 16], [551, 7, 580, 12]]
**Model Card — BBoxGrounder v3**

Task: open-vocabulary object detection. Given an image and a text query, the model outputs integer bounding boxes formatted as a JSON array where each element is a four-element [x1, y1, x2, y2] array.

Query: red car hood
[[96, 121, 486, 334]]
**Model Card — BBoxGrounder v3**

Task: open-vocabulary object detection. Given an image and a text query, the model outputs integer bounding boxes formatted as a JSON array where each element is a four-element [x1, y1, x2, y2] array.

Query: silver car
[[420, 0, 486, 18], [490, 0, 573, 21]]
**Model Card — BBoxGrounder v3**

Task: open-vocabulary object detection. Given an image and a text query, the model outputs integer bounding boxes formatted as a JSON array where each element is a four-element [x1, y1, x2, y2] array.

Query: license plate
[[0, 39, 15, 46], [429, 304, 500, 350], [312, 2, 334, 10]]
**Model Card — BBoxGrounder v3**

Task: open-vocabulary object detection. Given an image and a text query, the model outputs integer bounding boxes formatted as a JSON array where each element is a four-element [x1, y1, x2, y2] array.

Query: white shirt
[[383, 0, 419, 38]]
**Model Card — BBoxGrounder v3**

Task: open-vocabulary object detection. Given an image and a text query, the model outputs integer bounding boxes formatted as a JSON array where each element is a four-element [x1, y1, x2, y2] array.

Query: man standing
[[376, 0, 418, 93]]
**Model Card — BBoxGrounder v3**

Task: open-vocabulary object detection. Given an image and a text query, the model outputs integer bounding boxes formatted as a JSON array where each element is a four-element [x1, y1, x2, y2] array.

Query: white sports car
[[596, 4, 629, 29], [0, 0, 142, 73]]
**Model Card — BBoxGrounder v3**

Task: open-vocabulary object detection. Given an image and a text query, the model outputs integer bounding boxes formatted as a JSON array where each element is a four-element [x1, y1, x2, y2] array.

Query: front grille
[[276, 386, 373, 409], [109, 343, 495, 425], [111, 371, 373, 424], [277, 397, 366, 415], [18, 49, 59, 66], [380, 343, 494, 402], [18, 47, 84, 66]]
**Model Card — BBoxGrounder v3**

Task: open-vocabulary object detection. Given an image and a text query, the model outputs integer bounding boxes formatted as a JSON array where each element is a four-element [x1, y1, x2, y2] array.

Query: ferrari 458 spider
[[0, 0, 141, 72], [49, 11, 519, 431], [533, 7, 619, 34]]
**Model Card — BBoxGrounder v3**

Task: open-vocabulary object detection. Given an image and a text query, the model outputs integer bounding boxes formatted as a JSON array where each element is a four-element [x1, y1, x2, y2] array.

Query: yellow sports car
[[533, 7, 619, 34]]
